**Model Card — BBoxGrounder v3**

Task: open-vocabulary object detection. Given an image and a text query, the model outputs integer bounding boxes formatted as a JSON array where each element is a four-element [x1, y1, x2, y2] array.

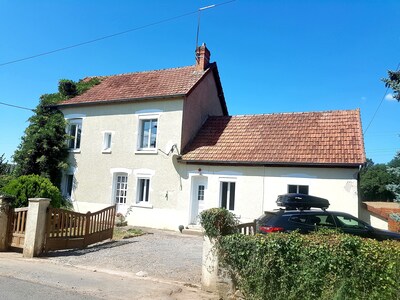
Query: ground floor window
[[288, 184, 309, 194], [221, 182, 235, 210], [198, 185, 205, 201], [137, 178, 150, 203], [64, 174, 74, 198], [114, 174, 128, 204]]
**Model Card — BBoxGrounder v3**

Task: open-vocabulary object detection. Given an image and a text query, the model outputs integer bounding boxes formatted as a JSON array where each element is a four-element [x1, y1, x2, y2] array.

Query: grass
[[113, 227, 145, 240]]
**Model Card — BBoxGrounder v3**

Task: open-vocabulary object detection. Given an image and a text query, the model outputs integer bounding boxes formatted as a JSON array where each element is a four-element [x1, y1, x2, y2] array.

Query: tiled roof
[[181, 109, 366, 166], [58, 65, 207, 106]]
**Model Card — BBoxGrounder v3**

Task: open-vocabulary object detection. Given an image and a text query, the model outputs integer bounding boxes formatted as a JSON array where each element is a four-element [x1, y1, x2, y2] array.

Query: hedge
[[200, 208, 400, 300]]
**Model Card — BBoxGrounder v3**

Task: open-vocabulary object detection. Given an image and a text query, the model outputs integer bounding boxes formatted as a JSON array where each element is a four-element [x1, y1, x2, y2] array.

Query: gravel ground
[[44, 228, 204, 285]]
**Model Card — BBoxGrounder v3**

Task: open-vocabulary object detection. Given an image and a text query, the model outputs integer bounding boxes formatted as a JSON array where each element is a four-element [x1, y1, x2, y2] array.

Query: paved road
[[0, 276, 99, 300], [0, 252, 217, 300]]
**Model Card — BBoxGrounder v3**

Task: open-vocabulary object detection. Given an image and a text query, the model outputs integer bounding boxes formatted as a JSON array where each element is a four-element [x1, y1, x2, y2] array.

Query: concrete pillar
[[23, 198, 51, 258], [0, 196, 12, 251], [201, 237, 219, 292]]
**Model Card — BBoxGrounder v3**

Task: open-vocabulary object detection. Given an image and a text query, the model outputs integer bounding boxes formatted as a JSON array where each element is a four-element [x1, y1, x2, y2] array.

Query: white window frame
[[102, 131, 113, 153], [220, 180, 236, 211], [288, 184, 309, 194], [113, 173, 129, 205], [66, 118, 82, 152], [136, 115, 159, 153]]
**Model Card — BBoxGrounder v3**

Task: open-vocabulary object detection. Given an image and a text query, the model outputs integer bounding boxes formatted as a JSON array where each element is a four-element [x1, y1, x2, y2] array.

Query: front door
[[190, 176, 207, 224]]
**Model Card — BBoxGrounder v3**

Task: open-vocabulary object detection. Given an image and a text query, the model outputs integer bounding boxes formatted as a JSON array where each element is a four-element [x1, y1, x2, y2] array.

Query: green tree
[[13, 78, 100, 188], [360, 160, 395, 201], [383, 70, 400, 101], [386, 152, 400, 202], [0, 153, 14, 190]]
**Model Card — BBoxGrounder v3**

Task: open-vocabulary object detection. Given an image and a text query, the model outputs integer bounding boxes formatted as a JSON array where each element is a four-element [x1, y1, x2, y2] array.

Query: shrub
[[1, 174, 62, 208], [199, 207, 239, 239], [200, 208, 400, 300]]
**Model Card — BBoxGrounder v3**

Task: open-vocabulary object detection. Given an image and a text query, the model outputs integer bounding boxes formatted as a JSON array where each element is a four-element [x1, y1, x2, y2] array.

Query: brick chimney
[[195, 43, 210, 71]]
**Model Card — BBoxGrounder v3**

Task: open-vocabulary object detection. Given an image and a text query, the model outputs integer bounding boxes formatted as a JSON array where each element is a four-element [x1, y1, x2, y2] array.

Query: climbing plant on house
[[13, 78, 100, 188]]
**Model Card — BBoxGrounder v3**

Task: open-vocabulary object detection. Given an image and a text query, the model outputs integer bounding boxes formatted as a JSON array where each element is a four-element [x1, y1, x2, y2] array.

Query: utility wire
[[0, 0, 235, 67], [0, 101, 34, 111], [363, 62, 400, 134]]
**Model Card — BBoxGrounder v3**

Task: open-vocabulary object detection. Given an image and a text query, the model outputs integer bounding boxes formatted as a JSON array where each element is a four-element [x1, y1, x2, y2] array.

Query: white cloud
[[385, 93, 396, 101]]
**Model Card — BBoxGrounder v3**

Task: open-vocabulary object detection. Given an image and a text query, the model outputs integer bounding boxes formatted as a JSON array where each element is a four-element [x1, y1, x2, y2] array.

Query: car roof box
[[276, 193, 330, 210]]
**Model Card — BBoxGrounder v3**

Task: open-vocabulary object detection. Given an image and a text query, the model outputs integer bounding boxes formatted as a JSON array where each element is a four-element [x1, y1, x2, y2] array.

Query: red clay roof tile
[[181, 109, 366, 166], [58, 65, 206, 106]]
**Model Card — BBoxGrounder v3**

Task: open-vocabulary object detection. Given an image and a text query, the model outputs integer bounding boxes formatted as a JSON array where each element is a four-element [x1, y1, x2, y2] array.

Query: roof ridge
[[221, 109, 360, 118], [82, 65, 198, 81]]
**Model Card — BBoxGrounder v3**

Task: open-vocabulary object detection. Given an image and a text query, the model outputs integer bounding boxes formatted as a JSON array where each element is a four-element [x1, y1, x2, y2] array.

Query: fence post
[[23, 198, 51, 258], [84, 211, 91, 247], [0, 196, 13, 251]]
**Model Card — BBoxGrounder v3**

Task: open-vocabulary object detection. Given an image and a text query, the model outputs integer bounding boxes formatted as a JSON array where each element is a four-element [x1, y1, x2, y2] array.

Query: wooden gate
[[8, 207, 29, 249], [45, 205, 116, 252]]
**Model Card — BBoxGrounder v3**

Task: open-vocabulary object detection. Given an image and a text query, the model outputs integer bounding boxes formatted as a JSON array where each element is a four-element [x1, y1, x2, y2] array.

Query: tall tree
[[383, 70, 400, 101], [386, 152, 400, 202], [13, 78, 100, 188], [359, 159, 395, 201]]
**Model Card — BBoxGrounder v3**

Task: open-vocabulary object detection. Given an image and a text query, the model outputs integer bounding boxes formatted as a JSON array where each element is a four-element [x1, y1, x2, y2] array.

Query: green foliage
[[219, 232, 400, 300], [1, 175, 62, 208], [360, 161, 395, 201], [386, 152, 400, 202], [13, 77, 101, 188], [199, 207, 239, 239], [383, 70, 400, 101]]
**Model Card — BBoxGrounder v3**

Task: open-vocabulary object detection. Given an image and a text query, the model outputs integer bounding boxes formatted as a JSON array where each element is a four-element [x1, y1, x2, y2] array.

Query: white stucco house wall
[[57, 45, 366, 230]]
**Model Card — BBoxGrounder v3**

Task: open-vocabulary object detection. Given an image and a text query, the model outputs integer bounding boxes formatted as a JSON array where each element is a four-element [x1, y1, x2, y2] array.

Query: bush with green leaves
[[1, 174, 63, 208], [200, 208, 400, 300], [199, 207, 239, 239]]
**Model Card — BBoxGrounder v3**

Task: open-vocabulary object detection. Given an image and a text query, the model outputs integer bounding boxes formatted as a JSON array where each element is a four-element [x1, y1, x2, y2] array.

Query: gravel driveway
[[44, 228, 204, 285]]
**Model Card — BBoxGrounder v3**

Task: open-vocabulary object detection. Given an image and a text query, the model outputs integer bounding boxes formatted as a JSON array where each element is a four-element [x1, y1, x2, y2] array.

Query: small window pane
[[138, 178, 150, 203], [299, 185, 309, 194], [288, 185, 297, 193], [198, 185, 205, 201], [139, 119, 157, 149], [66, 175, 73, 197], [221, 182, 228, 209]]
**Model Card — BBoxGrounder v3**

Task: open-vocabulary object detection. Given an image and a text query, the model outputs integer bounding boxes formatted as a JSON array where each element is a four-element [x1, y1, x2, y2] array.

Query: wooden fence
[[237, 219, 257, 235], [8, 207, 29, 249], [45, 205, 116, 252]]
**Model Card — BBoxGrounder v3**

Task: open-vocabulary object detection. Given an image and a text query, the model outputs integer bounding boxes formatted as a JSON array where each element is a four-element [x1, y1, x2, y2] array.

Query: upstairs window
[[288, 184, 309, 194], [138, 117, 158, 151], [102, 132, 112, 152], [67, 119, 82, 150]]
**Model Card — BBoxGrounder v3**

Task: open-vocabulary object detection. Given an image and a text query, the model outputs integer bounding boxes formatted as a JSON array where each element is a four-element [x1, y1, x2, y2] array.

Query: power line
[[0, 101, 34, 111], [363, 62, 400, 134], [0, 0, 235, 68]]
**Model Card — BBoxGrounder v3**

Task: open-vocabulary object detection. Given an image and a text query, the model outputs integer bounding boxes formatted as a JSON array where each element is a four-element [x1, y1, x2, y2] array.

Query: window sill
[[135, 149, 158, 155], [68, 149, 81, 153], [102, 150, 112, 154], [132, 203, 153, 209]]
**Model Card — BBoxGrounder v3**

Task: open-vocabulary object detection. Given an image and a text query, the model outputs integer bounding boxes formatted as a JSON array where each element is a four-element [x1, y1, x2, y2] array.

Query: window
[[137, 178, 150, 203], [114, 174, 128, 204], [138, 118, 158, 150], [63, 174, 74, 199], [288, 184, 309, 194], [67, 119, 82, 150], [103, 132, 112, 152], [198, 185, 205, 201], [221, 182, 235, 210], [335, 215, 368, 229]]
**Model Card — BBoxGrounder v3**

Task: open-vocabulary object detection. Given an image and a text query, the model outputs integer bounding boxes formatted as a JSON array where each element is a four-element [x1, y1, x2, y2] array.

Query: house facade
[[57, 45, 366, 230]]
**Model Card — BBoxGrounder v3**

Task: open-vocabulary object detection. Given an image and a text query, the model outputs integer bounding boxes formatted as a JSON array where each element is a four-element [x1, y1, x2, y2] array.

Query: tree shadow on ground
[[42, 239, 137, 257]]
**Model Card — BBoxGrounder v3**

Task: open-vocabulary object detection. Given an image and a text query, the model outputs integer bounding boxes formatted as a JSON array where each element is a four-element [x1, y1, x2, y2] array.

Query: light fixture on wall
[[198, 168, 202, 175]]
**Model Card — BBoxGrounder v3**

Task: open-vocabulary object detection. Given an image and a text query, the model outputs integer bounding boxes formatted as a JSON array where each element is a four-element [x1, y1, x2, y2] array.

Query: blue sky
[[1, 0, 399, 164]]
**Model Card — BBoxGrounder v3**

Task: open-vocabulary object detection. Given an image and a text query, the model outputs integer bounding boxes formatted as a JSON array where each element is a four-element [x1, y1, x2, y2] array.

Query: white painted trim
[[135, 109, 163, 115], [64, 113, 86, 119], [110, 168, 132, 175], [133, 169, 155, 177]]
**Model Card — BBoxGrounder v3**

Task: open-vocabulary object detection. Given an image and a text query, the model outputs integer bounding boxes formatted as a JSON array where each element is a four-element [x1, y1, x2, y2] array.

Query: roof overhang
[[177, 158, 363, 169], [54, 94, 186, 109]]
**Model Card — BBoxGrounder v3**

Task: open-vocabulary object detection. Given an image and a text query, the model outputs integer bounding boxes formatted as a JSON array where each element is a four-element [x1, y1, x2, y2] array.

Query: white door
[[190, 177, 207, 224]]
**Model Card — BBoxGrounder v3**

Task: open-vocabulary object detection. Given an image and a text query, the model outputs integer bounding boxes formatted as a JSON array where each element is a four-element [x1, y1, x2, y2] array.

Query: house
[[360, 201, 400, 231], [57, 45, 366, 230]]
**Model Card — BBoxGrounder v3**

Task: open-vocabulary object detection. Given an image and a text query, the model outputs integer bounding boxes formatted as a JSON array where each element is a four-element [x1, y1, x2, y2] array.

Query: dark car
[[257, 193, 400, 241]]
